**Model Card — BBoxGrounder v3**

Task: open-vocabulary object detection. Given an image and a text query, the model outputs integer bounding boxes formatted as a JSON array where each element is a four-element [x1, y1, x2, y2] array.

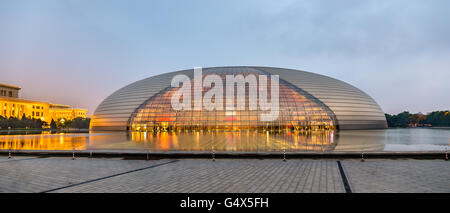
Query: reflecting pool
[[0, 128, 449, 152]]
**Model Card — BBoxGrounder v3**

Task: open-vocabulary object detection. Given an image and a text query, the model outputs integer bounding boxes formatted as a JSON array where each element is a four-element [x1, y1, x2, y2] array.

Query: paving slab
[[51, 159, 343, 193], [0, 156, 448, 193], [342, 159, 450, 193], [0, 157, 168, 193]]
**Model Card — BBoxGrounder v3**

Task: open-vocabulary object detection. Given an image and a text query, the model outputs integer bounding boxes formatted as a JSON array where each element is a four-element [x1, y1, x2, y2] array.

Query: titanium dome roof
[[90, 66, 387, 131]]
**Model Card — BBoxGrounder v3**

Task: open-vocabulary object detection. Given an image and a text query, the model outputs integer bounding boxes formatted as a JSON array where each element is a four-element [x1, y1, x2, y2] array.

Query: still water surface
[[0, 128, 449, 152]]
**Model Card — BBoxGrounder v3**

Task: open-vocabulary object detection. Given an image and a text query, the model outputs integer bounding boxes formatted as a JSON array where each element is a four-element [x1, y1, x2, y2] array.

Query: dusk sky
[[1, 0, 449, 115]]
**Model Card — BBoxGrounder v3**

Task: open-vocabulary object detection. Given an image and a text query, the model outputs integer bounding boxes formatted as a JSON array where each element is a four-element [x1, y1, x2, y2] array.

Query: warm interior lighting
[[129, 71, 336, 132]]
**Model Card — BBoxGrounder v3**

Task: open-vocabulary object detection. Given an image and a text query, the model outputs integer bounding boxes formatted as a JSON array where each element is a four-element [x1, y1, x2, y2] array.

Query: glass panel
[[130, 71, 336, 132]]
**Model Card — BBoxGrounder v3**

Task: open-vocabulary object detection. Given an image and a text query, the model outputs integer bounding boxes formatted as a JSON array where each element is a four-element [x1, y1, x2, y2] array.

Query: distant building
[[0, 83, 20, 98], [0, 83, 88, 123]]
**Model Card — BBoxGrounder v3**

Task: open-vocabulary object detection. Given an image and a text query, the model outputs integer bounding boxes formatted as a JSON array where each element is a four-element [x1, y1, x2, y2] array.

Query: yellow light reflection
[[1, 130, 337, 152]]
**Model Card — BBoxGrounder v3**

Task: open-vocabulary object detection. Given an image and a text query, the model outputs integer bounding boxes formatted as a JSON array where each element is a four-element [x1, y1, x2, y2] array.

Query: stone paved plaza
[[0, 156, 448, 193]]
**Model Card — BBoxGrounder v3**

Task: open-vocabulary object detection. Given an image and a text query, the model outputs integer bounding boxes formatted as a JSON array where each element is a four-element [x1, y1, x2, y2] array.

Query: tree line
[[0, 115, 91, 130], [385, 111, 450, 127]]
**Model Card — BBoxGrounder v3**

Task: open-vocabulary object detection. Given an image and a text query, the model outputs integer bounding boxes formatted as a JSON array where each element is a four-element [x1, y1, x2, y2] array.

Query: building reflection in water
[[16, 129, 450, 152], [0, 130, 392, 152], [0, 132, 88, 150], [129, 130, 337, 152]]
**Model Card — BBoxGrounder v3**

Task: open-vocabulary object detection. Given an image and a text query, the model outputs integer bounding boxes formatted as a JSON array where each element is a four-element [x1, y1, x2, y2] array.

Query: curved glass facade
[[130, 71, 336, 132], [90, 66, 387, 131]]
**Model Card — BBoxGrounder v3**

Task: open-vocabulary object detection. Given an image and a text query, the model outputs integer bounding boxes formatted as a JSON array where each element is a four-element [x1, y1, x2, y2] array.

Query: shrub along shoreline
[[385, 110, 450, 127], [0, 115, 90, 130]]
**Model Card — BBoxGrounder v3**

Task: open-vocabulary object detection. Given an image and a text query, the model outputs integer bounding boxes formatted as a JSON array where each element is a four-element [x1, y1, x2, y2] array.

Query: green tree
[[0, 116, 7, 129], [385, 113, 393, 127], [395, 111, 410, 127], [69, 117, 91, 129], [386, 110, 450, 128], [424, 111, 450, 126], [50, 119, 57, 129]]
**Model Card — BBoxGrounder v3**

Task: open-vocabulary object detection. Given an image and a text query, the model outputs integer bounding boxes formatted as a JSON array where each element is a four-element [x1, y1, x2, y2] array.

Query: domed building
[[90, 66, 387, 132]]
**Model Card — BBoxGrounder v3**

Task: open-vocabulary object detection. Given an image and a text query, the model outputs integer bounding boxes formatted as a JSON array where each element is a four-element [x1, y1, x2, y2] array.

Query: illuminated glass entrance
[[129, 70, 336, 132]]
